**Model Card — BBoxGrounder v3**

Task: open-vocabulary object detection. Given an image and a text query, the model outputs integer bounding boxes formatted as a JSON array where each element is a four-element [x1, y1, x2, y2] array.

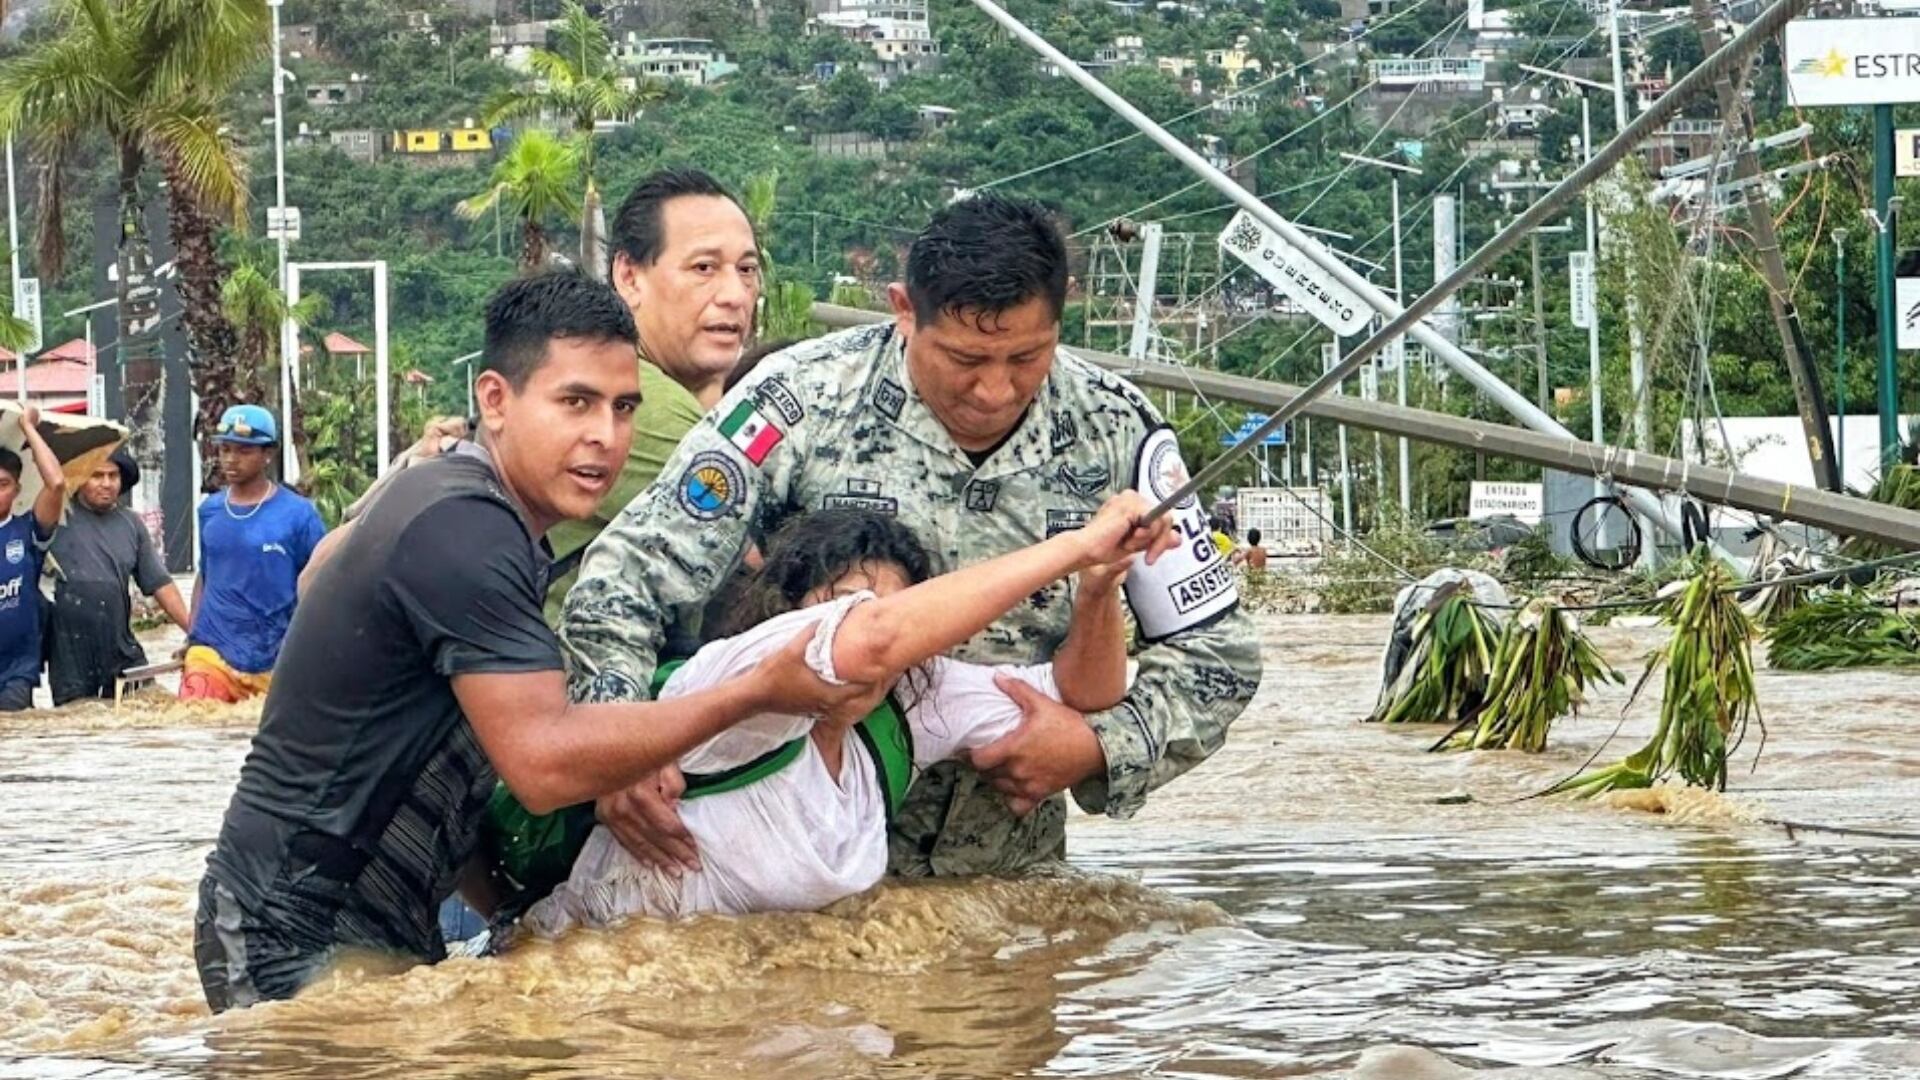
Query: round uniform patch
[[677, 451, 748, 521], [1143, 430, 1197, 510]]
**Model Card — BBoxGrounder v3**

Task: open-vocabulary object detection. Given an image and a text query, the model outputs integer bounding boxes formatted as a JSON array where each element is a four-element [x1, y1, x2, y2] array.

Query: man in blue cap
[[180, 404, 325, 702]]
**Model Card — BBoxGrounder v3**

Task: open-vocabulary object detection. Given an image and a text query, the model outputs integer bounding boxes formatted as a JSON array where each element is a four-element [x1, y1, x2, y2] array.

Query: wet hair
[[610, 168, 745, 273], [728, 508, 939, 716], [482, 268, 638, 390], [727, 509, 935, 636], [0, 448, 19, 483], [1248, 528, 1262, 546], [906, 193, 1068, 329], [725, 338, 800, 395]]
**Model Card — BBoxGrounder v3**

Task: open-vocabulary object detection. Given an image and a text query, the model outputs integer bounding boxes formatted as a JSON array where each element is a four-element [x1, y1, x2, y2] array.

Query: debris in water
[[1545, 556, 1760, 798]]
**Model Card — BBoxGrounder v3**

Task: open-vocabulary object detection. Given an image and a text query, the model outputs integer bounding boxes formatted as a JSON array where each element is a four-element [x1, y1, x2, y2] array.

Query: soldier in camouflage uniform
[[564, 194, 1263, 877]]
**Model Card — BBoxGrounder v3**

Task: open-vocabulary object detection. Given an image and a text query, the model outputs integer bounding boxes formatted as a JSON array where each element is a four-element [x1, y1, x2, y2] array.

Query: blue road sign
[[1220, 413, 1288, 447]]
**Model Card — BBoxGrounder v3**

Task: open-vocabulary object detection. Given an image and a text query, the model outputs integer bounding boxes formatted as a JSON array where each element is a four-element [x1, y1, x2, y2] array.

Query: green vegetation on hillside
[[2, 0, 1910, 517]]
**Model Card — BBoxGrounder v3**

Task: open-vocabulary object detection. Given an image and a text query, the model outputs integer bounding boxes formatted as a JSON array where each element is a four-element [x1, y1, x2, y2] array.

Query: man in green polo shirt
[[541, 168, 763, 623]]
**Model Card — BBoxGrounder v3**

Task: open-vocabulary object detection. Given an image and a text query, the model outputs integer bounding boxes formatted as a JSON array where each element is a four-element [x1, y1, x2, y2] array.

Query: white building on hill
[[614, 35, 734, 85], [810, 0, 941, 86]]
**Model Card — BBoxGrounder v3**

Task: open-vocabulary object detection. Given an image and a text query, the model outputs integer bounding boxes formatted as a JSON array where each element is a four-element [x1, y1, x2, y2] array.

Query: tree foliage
[[2, 0, 1909, 522]]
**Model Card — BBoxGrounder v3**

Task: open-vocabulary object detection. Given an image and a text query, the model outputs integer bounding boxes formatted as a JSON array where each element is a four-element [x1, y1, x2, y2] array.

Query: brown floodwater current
[[3, 614, 1919, 1078]]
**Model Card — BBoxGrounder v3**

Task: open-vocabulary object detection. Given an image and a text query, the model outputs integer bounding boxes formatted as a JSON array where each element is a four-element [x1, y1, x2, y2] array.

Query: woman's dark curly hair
[[723, 509, 936, 637]]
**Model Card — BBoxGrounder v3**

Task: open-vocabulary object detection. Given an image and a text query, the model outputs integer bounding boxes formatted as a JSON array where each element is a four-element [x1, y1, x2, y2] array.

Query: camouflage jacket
[[562, 322, 1263, 876]]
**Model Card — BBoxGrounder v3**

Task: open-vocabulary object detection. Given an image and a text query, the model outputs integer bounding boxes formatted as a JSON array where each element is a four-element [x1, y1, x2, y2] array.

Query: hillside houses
[[808, 0, 943, 87], [612, 35, 735, 86]]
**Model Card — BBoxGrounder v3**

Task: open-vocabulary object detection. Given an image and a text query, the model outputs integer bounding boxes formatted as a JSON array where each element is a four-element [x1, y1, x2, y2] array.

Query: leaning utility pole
[[1690, 0, 1842, 491], [817, 301, 1920, 551]]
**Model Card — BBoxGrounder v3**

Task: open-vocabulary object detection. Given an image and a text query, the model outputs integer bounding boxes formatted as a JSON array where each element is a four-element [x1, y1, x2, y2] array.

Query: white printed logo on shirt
[[4, 539, 22, 565]]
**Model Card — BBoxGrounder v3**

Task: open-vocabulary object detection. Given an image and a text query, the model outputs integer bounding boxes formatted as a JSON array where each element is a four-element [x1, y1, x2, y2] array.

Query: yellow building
[[392, 129, 443, 153], [389, 128, 494, 155], [1205, 36, 1263, 88], [449, 128, 493, 152]]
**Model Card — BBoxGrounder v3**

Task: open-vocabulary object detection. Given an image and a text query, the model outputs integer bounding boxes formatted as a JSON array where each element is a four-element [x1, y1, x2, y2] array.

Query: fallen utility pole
[[812, 303, 1920, 552], [1690, 0, 1841, 492], [965, 0, 1814, 565]]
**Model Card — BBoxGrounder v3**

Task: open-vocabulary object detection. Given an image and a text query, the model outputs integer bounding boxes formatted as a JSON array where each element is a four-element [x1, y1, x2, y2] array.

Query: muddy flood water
[[4, 612, 1920, 1078]]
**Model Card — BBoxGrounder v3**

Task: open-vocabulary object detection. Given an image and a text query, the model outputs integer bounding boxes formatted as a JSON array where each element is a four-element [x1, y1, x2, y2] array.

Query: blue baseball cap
[[214, 404, 279, 446]]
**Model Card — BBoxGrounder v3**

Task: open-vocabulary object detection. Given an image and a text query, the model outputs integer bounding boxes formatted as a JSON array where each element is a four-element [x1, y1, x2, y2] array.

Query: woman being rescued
[[485, 489, 1168, 935]]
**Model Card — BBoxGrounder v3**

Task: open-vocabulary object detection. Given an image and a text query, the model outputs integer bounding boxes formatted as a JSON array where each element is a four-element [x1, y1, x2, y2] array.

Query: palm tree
[[739, 170, 817, 341], [0, 301, 30, 357], [223, 260, 322, 400], [298, 373, 373, 527], [0, 0, 266, 497], [221, 260, 322, 483], [456, 130, 582, 273], [481, 0, 663, 279]]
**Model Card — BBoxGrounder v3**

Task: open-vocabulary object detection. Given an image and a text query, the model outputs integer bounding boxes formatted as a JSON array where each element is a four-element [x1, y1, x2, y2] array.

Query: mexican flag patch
[[720, 398, 784, 465]]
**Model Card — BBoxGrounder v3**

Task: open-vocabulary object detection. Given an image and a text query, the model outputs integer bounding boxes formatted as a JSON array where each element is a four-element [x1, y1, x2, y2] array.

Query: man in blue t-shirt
[[181, 405, 325, 702], [0, 406, 67, 710]]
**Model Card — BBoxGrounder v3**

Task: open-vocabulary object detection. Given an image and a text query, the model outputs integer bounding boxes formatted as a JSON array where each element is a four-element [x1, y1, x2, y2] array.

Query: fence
[[1237, 487, 1333, 557]]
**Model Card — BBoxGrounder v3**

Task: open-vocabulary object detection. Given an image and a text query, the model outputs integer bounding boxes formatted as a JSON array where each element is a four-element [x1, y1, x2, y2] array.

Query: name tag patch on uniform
[[3, 539, 21, 565], [965, 480, 999, 512], [874, 378, 906, 421], [719, 398, 785, 466], [1057, 463, 1111, 499], [678, 451, 748, 520], [754, 377, 806, 426], [1045, 509, 1092, 536], [823, 477, 897, 514]]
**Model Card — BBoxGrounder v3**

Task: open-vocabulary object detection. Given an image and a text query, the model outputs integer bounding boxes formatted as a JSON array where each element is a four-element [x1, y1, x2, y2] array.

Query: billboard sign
[[1784, 18, 1920, 107], [1219, 210, 1372, 337]]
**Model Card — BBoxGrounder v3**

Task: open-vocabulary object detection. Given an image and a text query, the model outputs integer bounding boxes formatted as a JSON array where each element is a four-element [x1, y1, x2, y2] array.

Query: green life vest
[[481, 659, 916, 898]]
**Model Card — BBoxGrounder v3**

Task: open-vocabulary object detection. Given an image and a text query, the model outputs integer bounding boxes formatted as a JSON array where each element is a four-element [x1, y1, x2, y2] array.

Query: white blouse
[[521, 592, 1060, 932]]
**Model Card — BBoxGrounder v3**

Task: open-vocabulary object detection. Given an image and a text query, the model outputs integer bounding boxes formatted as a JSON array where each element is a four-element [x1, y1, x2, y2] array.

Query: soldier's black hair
[[0, 447, 20, 483], [481, 269, 638, 390], [609, 168, 745, 273], [726, 509, 935, 636], [906, 193, 1068, 328]]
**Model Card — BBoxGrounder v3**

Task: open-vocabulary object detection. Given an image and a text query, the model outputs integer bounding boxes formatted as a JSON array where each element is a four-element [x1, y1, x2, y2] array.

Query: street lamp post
[[451, 351, 482, 418], [1581, 94, 1600, 458], [268, 0, 298, 481], [1520, 63, 1621, 504], [62, 298, 118, 408], [1340, 150, 1422, 517]]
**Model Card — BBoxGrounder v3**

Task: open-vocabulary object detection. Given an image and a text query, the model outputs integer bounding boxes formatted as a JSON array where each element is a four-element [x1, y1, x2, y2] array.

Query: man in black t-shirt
[[195, 270, 881, 1011]]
